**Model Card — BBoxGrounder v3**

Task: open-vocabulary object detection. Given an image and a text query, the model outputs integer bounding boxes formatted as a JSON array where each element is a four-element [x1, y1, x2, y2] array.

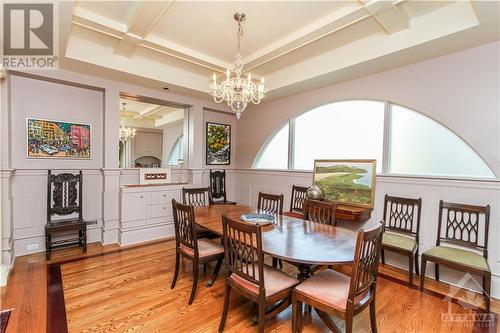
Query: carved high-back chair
[[209, 169, 236, 205], [381, 195, 422, 286], [420, 200, 491, 311], [303, 199, 337, 226], [170, 199, 224, 305], [218, 215, 299, 333], [45, 170, 89, 260], [292, 223, 384, 333]]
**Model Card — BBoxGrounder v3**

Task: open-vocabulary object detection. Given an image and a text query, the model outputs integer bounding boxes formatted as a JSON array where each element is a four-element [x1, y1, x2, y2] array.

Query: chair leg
[[345, 313, 353, 333], [82, 227, 87, 253], [483, 272, 491, 312], [207, 256, 223, 287], [408, 254, 414, 287], [420, 256, 427, 291], [170, 252, 180, 289], [292, 292, 303, 333], [218, 282, 231, 332], [279, 259, 283, 269], [370, 299, 378, 333], [45, 234, 51, 261], [381, 249, 385, 264], [258, 300, 266, 333], [272, 257, 278, 268], [435, 263, 440, 282], [414, 251, 419, 276], [188, 262, 199, 305]]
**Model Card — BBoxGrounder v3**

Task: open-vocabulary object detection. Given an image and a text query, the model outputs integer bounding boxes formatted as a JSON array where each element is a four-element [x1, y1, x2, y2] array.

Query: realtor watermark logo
[[441, 273, 496, 330], [1, 1, 58, 69]]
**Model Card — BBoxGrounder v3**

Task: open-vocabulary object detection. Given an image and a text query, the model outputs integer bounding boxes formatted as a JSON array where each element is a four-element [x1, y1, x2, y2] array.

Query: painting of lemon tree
[[206, 122, 231, 165], [313, 159, 376, 208]]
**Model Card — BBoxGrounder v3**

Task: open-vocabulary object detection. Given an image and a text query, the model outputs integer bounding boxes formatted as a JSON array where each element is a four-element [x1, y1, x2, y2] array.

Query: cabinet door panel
[[122, 193, 148, 222]]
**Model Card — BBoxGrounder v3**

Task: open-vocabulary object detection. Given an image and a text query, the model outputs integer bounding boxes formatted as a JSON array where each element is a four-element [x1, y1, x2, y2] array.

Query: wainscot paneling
[[233, 168, 500, 299]]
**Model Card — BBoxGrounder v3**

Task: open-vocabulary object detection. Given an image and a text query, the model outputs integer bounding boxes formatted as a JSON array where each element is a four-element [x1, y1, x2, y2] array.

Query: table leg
[[297, 263, 312, 281]]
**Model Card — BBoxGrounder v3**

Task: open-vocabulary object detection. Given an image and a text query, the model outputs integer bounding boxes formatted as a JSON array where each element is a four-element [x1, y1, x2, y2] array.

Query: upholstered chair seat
[[180, 238, 225, 258], [382, 232, 417, 252], [423, 246, 489, 271], [230, 264, 299, 298]]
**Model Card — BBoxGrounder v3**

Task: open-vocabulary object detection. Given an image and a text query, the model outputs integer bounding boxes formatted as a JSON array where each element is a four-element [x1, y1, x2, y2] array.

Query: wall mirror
[[118, 93, 189, 169]]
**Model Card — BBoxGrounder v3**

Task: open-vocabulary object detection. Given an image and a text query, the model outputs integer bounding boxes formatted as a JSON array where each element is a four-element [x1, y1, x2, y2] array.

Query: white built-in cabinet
[[119, 184, 184, 245]]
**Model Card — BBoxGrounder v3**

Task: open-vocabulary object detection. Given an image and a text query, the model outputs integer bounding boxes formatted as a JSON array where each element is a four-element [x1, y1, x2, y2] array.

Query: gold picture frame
[[312, 159, 377, 208]]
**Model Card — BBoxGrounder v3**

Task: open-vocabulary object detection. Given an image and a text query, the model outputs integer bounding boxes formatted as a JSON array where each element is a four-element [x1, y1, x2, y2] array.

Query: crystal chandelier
[[119, 102, 136, 143], [209, 13, 266, 119]]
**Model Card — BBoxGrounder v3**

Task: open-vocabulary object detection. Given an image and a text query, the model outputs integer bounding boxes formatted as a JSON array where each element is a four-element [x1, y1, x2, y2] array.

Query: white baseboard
[[0, 264, 10, 286]]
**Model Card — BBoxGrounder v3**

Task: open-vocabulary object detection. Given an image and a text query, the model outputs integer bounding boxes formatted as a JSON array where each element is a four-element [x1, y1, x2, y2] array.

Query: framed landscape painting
[[313, 159, 376, 208], [26, 118, 91, 159], [206, 122, 231, 165]]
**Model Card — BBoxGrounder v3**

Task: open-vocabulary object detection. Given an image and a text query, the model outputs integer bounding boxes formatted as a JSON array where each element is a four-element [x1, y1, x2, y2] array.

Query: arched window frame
[[253, 100, 495, 179]]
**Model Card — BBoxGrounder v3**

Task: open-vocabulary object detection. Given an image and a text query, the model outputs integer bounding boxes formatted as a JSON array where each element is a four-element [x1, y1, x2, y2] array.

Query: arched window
[[254, 100, 495, 179]]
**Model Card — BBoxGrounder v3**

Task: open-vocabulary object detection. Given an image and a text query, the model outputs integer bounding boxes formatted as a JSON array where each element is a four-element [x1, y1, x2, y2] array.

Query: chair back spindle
[[209, 169, 228, 203], [222, 215, 264, 290], [172, 199, 198, 253], [437, 200, 490, 258], [290, 185, 308, 213], [182, 187, 212, 207], [257, 192, 284, 215], [349, 223, 384, 303], [383, 195, 422, 240], [303, 199, 336, 225]]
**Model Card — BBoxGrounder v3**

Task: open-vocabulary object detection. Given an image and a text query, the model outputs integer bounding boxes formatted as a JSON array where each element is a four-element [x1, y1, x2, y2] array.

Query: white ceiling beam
[[361, 0, 410, 34], [134, 105, 165, 119], [72, 6, 229, 71], [155, 109, 184, 128], [114, 1, 175, 57]]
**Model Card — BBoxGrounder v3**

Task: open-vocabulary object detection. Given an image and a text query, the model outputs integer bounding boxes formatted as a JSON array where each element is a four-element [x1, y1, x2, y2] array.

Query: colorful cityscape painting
[[27, 118, 91, 159]]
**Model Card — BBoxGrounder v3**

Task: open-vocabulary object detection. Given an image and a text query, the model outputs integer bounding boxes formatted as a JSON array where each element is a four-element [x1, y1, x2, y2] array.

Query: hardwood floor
[[1, 239, 498, 333]]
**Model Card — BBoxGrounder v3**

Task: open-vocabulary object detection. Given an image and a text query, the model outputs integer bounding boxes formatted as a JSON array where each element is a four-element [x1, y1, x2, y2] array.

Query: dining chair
[[420, 200, 491, 311], [182, 187, 220, 239], [303, 199, 337, 226], [182, 187, 213, 206], [257, 192, 284, 215], [290, 185, 308, 214], [209, 169, 236, 205], [257, 191, 284, 268], [170, 199, 225, 305], [218, 215, 300, 333], [292, 222, 384, 333], [381, 195, 422, 287]]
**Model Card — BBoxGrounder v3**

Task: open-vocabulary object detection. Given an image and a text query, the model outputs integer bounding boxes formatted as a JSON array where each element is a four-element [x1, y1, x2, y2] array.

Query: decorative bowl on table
[[240, 213, 275, 225]]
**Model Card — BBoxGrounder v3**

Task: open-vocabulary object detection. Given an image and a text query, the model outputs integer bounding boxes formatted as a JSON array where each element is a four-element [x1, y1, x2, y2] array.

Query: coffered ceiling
[[59, 1, 500, 100]]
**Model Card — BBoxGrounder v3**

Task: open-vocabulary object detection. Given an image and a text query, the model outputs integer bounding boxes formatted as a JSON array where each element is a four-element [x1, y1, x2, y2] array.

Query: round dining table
[[194, 204, 357, 280]]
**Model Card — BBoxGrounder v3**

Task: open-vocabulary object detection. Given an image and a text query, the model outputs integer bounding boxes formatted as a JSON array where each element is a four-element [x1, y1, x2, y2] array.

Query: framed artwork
[[313, 159, 376, 208], [206, 122, 231, 165], [26, 118, 91, 159]]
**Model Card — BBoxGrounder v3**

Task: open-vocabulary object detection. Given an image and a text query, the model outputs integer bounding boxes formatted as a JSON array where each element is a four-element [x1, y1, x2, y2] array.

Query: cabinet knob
[[140, 195, 143, 199], [163, 194, 166, 197], [163, 207, 166, 210]]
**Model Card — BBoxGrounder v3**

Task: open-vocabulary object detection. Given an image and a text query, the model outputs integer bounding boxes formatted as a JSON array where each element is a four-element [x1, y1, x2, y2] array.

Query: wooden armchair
[[45, 170, 93, 260], [257, 192, 284, 268], [218, 215, 300, 333], [420, 200, 491, 311], [381, 195, 422, 286], [209, 169, 236, 205], [303, 199, 337, 226], [292, 222, 384, 333], [170, 199, 225, 305]]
